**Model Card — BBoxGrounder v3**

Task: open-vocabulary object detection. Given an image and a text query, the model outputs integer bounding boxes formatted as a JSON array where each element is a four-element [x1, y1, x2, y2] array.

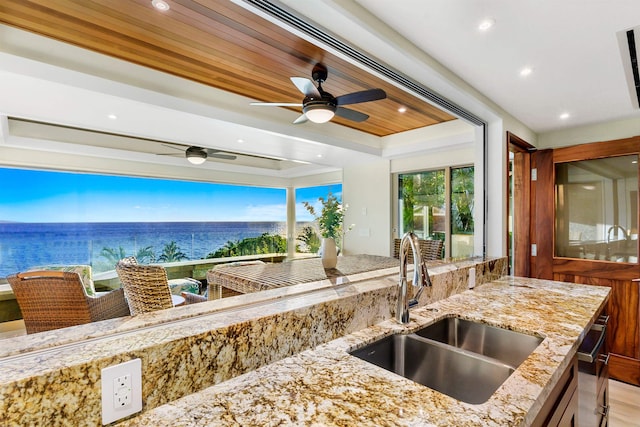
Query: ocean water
[[0, 221, 293, 278]]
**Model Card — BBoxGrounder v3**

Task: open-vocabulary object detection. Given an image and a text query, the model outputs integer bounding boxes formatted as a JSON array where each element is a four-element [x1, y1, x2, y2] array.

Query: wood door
[[507, 132, 535, 276], [532, 136, 640, 385]]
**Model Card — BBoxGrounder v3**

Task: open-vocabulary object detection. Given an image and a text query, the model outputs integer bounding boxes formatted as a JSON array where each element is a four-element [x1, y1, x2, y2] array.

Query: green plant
[[96, 245, 156, 272], [100, 246, 128, 266], [401, 176, 415, 233], [302, 192, 351, 240], [297, 225, 321, 253], [134, 246, 156, 264], [205, 233, 288, 258], [451, 166, 474, 234], [158, 241, 188, 262]]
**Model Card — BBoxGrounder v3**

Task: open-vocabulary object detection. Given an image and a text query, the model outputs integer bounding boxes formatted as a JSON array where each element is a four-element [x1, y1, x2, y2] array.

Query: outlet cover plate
[[101, 358, 142, 425]]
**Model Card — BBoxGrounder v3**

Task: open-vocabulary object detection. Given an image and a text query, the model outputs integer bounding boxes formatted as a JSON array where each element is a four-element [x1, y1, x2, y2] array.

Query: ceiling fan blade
[[335, 107, 369, 122], [293, 114, 308, 124], [160, 143, 183, 151], [204, 149, 237, 160], [250, 102, 302, 107], [335, 88, 386, 106], [290, 77, 321, 97], [208, 153, 237, 160], [210, 154, 237, 160]]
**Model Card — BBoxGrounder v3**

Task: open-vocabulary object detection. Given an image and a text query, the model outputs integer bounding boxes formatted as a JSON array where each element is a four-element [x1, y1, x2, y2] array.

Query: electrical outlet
[[113, 374, 132, 408], [101, 359, 142, 425]]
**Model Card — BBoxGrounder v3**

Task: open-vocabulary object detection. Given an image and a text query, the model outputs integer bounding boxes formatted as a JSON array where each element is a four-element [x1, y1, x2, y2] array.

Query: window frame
[[393, 164, 475, 259]]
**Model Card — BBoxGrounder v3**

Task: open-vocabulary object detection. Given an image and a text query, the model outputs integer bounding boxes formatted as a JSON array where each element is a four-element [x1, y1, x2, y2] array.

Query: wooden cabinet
[[532, 356, 579, 427], [531, 137, 640, 386], [533, 312, 610, 427]]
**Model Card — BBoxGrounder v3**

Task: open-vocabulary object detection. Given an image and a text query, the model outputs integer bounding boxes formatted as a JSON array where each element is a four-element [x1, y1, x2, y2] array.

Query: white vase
[[320, 237, 338, 269]]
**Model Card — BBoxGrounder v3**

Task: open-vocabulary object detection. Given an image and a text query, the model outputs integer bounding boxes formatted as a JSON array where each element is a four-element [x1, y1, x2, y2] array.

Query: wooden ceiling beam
[[0, 0, 456, 137]]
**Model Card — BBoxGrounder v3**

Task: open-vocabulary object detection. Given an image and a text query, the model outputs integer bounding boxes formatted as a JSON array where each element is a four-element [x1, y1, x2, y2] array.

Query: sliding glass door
[[397, 166, 474, 258]]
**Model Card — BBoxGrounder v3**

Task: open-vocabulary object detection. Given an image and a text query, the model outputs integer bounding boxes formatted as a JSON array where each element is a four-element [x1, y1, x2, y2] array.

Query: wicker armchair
[[118, 256, 202, 296], [393, 238, 444, 262], [7, 270, 130, 334], [115, 261, 174, 315]]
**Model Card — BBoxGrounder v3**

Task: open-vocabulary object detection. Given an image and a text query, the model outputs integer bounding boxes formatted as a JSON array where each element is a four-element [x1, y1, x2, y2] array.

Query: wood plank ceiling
[[0, 0, 456, 137]]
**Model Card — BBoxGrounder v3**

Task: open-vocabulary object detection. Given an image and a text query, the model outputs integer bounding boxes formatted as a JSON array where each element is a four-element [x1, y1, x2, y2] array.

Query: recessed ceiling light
[[478, 18, 495, 32], [316, 154, 323, 158], [519, 67, 533, 77], [151, 0, 170, 11], [559, 112, 570, 120], [107, 114, 118, 120], [398, 106, 407, 113], [237, 139, 244, 143]]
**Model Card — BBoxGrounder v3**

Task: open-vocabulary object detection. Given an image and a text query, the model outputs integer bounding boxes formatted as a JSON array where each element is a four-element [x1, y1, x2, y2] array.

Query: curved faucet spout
[[396, 232, 432, 324]]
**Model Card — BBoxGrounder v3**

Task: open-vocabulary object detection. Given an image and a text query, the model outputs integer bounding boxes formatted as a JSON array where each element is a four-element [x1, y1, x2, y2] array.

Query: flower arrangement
[[302, 192, 352, 240]]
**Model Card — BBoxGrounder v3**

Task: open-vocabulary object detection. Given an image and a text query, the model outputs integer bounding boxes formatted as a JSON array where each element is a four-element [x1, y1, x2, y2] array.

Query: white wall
[[290, 171, 342, 189], [342, 159, 392, 256], [389, 146, 474, 174], [484, 115, 539, 258], [537, 117, 640, 149]]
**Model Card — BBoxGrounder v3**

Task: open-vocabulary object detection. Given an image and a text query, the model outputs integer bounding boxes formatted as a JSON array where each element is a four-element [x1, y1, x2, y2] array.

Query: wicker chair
[[115, 261, 175, 315], [7, 270, 130, 334], [118, 256, 202, 296], [393, 238, 444, 262]]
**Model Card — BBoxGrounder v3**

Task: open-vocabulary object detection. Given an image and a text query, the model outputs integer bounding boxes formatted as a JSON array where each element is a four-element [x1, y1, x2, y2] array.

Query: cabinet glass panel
[[555, 155, 638, 262]]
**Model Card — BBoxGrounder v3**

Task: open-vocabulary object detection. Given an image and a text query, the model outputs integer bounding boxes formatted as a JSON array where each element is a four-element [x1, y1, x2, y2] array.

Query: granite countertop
[[118, 276, 609, 426], [209, 254, 400, 293]]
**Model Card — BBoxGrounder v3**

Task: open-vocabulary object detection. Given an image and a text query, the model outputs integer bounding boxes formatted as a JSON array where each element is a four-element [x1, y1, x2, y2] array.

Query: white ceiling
[[288, 0, 640, 133]]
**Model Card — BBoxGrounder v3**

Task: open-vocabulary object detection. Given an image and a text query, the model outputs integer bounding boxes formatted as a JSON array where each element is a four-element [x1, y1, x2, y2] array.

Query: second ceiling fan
[[158, 144, 237, 165], [251, 63, 386, 124]]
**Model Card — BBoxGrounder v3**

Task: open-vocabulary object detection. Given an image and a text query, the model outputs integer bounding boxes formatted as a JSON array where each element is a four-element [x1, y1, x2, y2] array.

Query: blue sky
[[0, 168, 341, 223]]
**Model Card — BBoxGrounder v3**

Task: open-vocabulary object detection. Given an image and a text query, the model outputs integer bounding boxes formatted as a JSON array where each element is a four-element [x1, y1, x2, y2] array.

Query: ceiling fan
[[250, 63, 387, 124], [158, 144, 237, 165]]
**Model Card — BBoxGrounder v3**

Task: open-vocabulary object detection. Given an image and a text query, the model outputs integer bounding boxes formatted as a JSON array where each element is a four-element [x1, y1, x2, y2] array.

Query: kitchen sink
[[350, 333, 514, 404], [349, 317, 543, 404], [415, 317, 543, 368]]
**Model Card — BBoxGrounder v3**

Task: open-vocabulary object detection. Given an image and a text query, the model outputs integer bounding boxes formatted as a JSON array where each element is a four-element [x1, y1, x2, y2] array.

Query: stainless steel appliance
[[578, 315, 609, 427]]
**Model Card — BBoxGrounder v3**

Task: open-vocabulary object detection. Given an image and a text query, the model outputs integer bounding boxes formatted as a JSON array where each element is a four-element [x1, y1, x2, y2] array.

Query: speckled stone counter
[[117, 276, 609, 427], [0, 257, 503, 426], [0, 256, 486, 358]]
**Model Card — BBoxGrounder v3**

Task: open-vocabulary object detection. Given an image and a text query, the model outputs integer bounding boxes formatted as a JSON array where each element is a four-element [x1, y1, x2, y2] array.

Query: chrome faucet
[[396, 232, 432, 324]]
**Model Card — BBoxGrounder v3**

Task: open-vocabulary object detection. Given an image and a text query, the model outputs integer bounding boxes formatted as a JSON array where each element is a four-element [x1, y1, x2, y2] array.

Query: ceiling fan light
[[151, 0, 170, 11], [186, 147, 207, 164], [187, 156, 207, 165], [303, 104, 336, 123]]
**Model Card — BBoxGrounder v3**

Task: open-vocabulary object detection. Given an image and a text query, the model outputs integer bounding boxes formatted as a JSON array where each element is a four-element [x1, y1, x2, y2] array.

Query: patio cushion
[[27, 265, 96, 296], [167, 277, 201, 295]]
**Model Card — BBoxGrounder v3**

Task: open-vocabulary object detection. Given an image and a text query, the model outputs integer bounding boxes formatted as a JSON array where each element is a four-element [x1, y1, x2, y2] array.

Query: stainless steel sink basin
[[350, 334, 514, 404], [415, 317, 543, 368], [349, 317, 543, 404]]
